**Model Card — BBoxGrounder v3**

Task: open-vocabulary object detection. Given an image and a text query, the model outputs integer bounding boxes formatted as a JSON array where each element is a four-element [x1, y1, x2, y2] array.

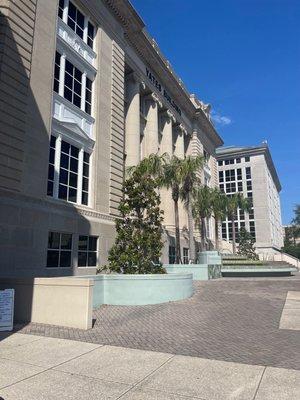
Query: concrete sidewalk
[[0, 333, 299, 399]]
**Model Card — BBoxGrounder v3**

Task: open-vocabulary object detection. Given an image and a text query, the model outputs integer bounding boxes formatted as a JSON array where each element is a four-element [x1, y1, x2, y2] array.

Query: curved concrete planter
[[165, 264, 222, 280], [78, 273, 193, 308]]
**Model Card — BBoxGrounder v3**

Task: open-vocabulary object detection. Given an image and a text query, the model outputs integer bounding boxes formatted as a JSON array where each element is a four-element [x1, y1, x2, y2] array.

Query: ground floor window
[[47, 135, 91, 206], [78, 235, 98, 267], [169, 246, 176, 264], [183, 247, 189, 264], [47, 232, 72, 268]]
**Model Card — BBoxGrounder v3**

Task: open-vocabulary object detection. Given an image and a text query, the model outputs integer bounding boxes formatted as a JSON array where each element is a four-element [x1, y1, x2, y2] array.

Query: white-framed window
[[183, 248, 189, 264], [53, 51, 93, 116], [81, 152, 90, 205], [58, 139, 80, 203], [47, 135, 56, 197], [58, 0, 95, 50], [78, 235, 98, 267], [47, 135, 91, 206], [47, 231, 72, 268]]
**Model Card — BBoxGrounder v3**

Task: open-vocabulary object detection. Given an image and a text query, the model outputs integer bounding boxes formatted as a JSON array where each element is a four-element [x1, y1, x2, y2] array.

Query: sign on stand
[[0, 289, 14, 332]]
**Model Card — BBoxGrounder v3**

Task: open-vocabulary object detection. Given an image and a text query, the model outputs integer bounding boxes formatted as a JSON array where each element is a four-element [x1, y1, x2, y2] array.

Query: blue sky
[[131, 0, 300, 224]]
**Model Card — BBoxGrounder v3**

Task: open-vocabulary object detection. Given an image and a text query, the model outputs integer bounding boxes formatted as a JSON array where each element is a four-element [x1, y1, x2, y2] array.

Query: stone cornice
[[0, 189, 116, 223]]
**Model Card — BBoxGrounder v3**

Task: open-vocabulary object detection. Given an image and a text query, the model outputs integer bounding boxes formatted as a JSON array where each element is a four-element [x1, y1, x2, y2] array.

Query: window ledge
[[52, 92, 95, 142], [57, 18, 97, 72]]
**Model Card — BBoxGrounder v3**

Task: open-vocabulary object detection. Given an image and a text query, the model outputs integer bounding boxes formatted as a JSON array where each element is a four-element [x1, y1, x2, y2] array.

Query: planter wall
[[165, 264, 222, 280], [77, 273, 193, 308], [198, 251, 222, 266]]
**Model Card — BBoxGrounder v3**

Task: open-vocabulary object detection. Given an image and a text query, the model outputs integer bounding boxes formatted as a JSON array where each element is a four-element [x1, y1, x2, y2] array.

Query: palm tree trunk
[[187, 193, 196, 262], [214, 218, 219, 251], [201, 217, 206, 251], [174, 199, 181, 264], [231, 216, 236, 254]]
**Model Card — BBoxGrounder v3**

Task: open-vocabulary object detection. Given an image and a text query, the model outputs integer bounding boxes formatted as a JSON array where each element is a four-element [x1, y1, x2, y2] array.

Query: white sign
[[0, 289, 14, 331]]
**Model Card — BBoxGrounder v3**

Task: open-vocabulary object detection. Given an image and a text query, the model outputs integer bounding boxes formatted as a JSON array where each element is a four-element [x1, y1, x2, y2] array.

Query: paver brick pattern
[[16, 275, 300, 370]]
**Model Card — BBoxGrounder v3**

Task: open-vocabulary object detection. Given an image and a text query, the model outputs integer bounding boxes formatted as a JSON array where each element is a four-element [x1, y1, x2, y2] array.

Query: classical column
[[174, 124, 187, 158], [159, 110, 175, 228], [125, 73, 142, 167], [160, 110, 175, 156], [143, 93, 161, 157], [175, 124, 189, 231]]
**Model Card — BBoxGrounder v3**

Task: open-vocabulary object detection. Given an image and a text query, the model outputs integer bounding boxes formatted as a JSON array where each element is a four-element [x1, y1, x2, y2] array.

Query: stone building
[[216, 144, 284, 254], [0, 0, 223, 277]]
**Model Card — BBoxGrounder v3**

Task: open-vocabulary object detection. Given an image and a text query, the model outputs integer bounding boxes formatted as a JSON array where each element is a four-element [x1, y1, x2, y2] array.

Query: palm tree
[[128, 154, 183, 263], [127, 153, 166, 180], [226, 193, 251, 254], [179, 155, 204, 262], [161, 156, 184, 263], [192, 185, 213, 251], [210, 188, 227, 252], [127, 153, 204, 263]]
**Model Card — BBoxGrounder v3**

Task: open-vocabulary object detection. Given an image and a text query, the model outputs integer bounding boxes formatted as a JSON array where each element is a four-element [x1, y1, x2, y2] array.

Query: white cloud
[[211, 110, 232, 126]]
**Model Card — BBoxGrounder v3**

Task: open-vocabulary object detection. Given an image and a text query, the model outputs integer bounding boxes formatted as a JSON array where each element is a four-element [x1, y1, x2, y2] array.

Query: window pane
[[54, 65, 60, 80], [48, 165, 54, 181], [60, 251, 71, 268], [77, 10, 84, 28], [64, 73, 73, 89], [88, 252, 96, 267], [50, 135, 56, 147], [64, 87, 72, 102], [77, 27, 84, 39], [58, 184, 68, 200], [61, 233, 72, 249], [83, 152, 90, 163], [60, 153, 69, 169], [78, 251, 87, 267], [74, 68, 82, 82], [55, 52, 61, 65], [69, 172, 78, 188], [78, 235, 88, 250], [65, 60, 73, 74], [49, 147, 55, 164], [68, 1, 76, 19], [73, 94, 81, 107], [48, 232, 60, 249], [85, 103, 91, 115], [47, 250, 59, 268], [82, 177, 89, 191], [59, 168, 68, 185], [74, 80, 81, 95], [83, 163, 89, 177], [70, 157, 78, 172], [82, 192, 88, 205], [68, 188, 77, 202], [89, 236, 97, 251], [88, 22, 94, 38], [71, 145, 79, 158], [85, 89, 91, 103]]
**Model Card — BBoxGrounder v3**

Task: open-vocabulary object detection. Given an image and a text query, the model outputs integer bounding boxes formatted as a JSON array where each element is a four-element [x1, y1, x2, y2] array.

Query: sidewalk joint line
[[0, 342, 103, 391], [252, 366, 267, 400], [116, 354, 176, 400]]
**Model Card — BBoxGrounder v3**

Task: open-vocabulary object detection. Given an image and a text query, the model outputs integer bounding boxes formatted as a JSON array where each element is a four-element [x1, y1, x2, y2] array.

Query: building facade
[[0, 0, 223, 277], [216, 144, 284, 254]]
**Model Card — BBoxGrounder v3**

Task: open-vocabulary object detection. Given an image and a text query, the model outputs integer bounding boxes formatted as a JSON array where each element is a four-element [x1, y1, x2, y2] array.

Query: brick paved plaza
[[17, 275, 300, 371]]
